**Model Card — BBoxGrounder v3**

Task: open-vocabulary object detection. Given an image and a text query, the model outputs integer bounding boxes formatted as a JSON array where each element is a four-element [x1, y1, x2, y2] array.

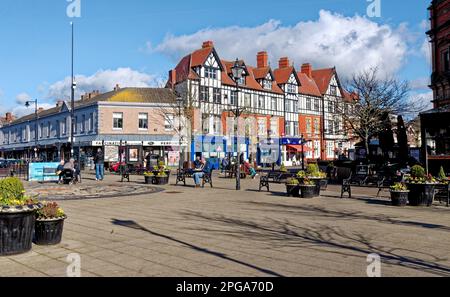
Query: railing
[[0, 164, 29, 180]]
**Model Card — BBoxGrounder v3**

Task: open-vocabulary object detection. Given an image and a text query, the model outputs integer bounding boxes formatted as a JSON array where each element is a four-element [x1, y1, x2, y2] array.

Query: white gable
[[205, 53, 219, 68], [288, 73, 297, 85]]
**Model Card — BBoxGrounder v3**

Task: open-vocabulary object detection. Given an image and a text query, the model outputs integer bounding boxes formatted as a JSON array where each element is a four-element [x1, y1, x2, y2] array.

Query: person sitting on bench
[[192, 156, 205, 188], [56, 160, 65, 184], [244, 159, 258, 179]]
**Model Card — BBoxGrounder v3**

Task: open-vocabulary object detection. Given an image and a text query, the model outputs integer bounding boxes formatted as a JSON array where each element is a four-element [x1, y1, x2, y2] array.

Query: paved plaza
[[1, 171, 449, 277]]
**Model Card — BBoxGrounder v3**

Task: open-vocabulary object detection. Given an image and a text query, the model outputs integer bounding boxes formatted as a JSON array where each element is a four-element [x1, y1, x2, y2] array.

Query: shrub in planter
[[0, 177, 42, 256], [390, 183, 409, 207], [299, 178, 316, 199], [153, 172, 170, 185], [34, 202, 66, 245], [405, 166, 438, 207], [286, 178, 300, 197], [438, 166, 448, 182], [144, 171, 155, 184]]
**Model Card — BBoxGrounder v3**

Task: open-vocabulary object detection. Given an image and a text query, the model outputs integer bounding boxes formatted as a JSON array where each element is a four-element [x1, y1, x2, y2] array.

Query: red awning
[[286, 145, 313, 152]]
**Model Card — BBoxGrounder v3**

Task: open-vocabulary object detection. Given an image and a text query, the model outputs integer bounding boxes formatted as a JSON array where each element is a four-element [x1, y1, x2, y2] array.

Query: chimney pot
[[278, 57, 290, 69], [5, 112, 12, 122], [169, 69, 177, 89], [257, 51, 268, 68], [56, 100, 64, 107], [114, 84, 120, 91], [38, 107, 44, 112], [301, 63, 312, 78], [202, 41, 214, 49]]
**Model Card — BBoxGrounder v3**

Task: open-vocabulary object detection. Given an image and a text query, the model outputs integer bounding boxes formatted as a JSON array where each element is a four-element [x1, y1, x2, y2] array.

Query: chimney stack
[[278, 57, 290, 69], [5, 112, 12, 122], [202, 41, 214, 49], [169, 69, 177, 89], [56, 100, 64, 107], [114, 84, 120, 92], [301, 63, 312, 78], [38, 107, 44, 113], [257, 51, 268, 68]]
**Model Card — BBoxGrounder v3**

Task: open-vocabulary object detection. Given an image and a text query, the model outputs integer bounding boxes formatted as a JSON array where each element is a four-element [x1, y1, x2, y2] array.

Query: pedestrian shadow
[[179, 211, 450, 276], [110, 219, 284, 277]]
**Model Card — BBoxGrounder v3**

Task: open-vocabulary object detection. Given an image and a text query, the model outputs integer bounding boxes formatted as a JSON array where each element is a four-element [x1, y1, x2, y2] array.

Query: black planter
[[144, 176, 154, 184], [153, 176, 169, 185], [300, 185, 316, 199], [286, 184, 300, 197], [310, 178, 326, 196], [407, 183, 436, 207], [0, 207, 38, 256], [390, 191, 409, 206], [34, 217, 66, 245]]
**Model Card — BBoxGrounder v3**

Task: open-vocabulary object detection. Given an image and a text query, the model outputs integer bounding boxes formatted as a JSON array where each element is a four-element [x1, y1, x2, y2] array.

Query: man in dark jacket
[[94, 148, 104, 181]]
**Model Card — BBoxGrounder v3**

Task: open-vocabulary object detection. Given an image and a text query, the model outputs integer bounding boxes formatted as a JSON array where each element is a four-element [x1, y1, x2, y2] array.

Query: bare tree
[[339, 67, 426, 158]]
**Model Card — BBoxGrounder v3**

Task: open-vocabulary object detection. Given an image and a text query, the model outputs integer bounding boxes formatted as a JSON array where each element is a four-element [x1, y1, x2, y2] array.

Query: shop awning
[[286, 145, 313, 152]]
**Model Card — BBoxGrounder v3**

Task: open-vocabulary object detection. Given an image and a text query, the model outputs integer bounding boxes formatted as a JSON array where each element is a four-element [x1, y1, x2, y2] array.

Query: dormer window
[[263, 80, 272, 90], [286, 84, 296, 94], [205, 66, 217, 79]]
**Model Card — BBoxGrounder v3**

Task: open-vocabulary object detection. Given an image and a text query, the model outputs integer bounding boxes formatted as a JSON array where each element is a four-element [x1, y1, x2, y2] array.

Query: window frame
[[138, 113, 149, 130], [113, 112, 124, 130]]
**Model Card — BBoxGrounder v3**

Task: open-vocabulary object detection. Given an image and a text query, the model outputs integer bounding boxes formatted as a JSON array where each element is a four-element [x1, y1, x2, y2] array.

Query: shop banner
[[28, 162, 60, 182]]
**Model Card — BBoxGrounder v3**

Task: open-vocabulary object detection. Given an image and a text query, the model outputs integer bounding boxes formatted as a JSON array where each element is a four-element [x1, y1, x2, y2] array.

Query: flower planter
[[144, 176, 154, 184], [300, 185, 316, 199], [0, 205, 41, 256], [286, 184, 301, 197], [406, 183, 436, 207], [153, 176, 170, 185], [309, 178, 326, 196], [390, 191, 409, 207], [34, 216, 66, 245]]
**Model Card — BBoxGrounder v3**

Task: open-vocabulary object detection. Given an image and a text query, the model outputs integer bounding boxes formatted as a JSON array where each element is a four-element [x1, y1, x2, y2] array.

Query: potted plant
[[286, 178, 300, 197], [34, 202, 66, 245], [0, 177, 42, 256], [405, 165, 438, 207], [144, 171, 155, 184], [438, 166, 448, 182], [154, 171, 170, 185], [390, 182, 409, 206], [305, 164, 327, 196], [299, 178, 316, 199]]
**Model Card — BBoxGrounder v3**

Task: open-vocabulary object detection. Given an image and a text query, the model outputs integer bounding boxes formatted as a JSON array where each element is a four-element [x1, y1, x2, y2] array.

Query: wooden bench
[[341, 173, 386, 198], [259, 171, 294, 192], [435, 183, 450, 207], [176, 169, 213, 188]]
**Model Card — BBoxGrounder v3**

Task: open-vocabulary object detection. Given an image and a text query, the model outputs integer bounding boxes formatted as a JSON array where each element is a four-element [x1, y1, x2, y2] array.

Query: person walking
[[94, 148, 105, 181]]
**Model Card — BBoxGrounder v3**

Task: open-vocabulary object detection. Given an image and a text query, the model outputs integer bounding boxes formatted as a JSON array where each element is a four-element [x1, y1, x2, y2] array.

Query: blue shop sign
[[281, 138, 302, 145]]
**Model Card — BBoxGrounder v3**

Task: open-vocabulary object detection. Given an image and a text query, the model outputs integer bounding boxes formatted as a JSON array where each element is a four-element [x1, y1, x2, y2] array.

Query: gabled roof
[[221, 60, 284, 94], [297, 72, 322, 97], [252, 67, 272, 80], [273, 66, 300, 85], [311, 68, 335, 94]]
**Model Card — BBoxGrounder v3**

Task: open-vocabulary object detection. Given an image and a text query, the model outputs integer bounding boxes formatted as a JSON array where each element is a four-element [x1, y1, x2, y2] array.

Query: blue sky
[[0, 0, 432, 116]]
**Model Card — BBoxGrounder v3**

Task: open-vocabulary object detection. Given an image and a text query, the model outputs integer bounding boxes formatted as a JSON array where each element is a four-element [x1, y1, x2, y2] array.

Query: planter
[[390, 191, 409, 207], [34, 216, 66, 245], [406, 183, 436, 207], [309, 178, 327, 196], [286, 184, 300, 197], [144, 176, 154, 184], [153, 176, 170, 185], [300, 185, 316, 199], [0, 205, 41, 256]]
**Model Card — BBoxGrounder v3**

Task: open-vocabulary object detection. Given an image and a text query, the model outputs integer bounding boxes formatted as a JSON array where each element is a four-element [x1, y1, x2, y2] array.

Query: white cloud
[[410, 77, 430, 90], [421, 38, 431, 64], [15, 93, 31, 105], [151, 10, 408, 79], [4, 103, 55, 119], [47, 67, 156, 100], [410, 91, 434, 111]]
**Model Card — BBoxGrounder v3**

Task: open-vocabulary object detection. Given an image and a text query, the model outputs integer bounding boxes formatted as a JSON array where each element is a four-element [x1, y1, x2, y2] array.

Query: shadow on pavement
[[110, 218, 284, 277]]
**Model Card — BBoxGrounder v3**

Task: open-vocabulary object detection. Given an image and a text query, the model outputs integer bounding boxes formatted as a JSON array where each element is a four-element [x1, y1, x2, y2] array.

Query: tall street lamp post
[[25, 99, 38, 160], [70, 22, 76, 159], [231, 59, 247, 191], [176, 94, 183, 172]]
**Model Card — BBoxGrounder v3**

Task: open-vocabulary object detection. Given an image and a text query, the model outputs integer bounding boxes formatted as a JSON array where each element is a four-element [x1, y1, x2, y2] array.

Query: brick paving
[[1, 171, 449, 277]]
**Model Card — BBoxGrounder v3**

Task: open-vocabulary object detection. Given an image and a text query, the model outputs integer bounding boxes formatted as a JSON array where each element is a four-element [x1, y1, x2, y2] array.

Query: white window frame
[[113, 112, 123, 130], [138, 113, 148, 130]]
